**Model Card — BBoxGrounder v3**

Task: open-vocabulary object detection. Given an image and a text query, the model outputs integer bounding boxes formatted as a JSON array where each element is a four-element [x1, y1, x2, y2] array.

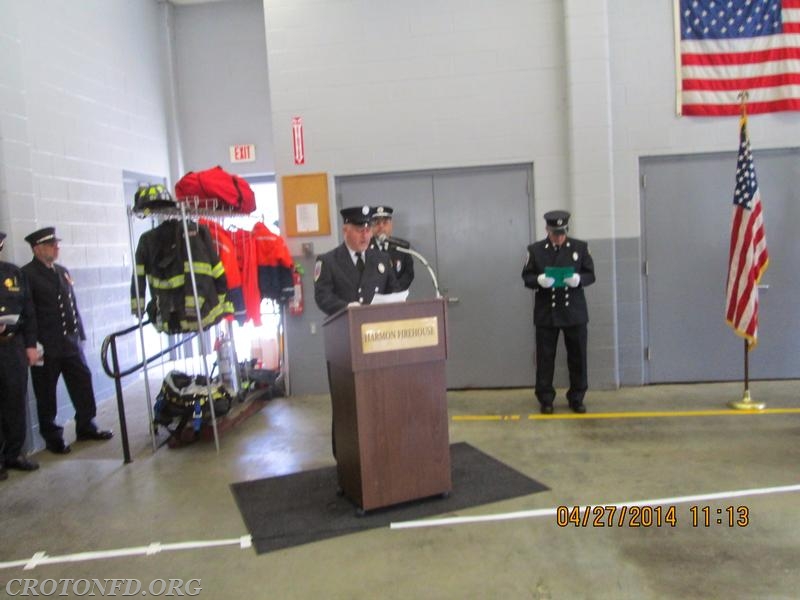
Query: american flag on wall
[[725, 115, 769, 347], [677, 0, 800, 115]]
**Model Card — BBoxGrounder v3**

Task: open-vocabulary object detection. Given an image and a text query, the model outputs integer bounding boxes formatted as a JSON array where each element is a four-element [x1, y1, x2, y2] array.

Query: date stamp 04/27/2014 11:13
[[556, 505, 750, 528]]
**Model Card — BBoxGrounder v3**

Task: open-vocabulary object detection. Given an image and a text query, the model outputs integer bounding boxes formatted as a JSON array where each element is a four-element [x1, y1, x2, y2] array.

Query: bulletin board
[[281, 173, 331, 237]]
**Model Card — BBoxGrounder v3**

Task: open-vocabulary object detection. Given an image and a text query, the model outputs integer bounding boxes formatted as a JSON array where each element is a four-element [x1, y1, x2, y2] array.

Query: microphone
[[378, 234, 411, 250]]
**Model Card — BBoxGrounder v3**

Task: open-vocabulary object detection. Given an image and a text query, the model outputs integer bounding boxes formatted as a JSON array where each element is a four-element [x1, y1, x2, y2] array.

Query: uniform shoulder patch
[[314, 259, 322, 282]]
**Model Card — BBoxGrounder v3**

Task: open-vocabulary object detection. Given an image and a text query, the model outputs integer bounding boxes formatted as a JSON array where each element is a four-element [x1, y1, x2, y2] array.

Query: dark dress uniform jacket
[[314, 244, 400, 316], [0, 261, 37, 347], [521, 237, 595, 328], [22, 259, 84, 357], [0, 262, 37, 459], [370, 239, 414, 291]]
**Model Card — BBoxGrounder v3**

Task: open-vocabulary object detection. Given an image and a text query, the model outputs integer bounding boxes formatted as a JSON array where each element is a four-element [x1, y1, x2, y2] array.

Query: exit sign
[[229, 144, 256, 163]]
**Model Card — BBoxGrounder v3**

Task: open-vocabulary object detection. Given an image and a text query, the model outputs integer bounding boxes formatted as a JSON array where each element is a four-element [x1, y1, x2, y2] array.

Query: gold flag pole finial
[[737, 90, 749, 119]]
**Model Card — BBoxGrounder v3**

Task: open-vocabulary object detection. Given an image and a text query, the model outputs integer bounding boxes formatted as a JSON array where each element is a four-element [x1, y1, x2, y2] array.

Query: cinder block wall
[[0, 0, 174, 445]]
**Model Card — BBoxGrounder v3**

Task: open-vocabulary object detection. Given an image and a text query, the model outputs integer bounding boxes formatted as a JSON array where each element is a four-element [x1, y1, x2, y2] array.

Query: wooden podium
[[322, 298, 451, 512]]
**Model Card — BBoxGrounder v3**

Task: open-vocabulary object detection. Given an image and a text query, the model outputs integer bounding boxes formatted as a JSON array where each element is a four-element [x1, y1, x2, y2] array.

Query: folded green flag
[[544, 266, 575, 288]]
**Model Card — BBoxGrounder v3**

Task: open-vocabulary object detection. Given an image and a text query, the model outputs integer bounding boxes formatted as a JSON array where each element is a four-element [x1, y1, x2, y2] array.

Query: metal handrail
[[100, 319, 197, 463]]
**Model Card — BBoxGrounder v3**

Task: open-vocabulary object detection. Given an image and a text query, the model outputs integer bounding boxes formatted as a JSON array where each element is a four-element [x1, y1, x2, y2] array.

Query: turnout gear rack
[[126, 199, 282, 454]]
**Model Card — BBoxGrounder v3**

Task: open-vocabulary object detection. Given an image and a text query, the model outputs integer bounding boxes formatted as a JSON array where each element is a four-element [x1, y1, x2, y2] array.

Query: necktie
[[356, 252, 365, 273]]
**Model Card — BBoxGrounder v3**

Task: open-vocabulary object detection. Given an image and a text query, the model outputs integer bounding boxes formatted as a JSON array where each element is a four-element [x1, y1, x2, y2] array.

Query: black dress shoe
[[76, 429, 113, 441], [5, 456, 40, 471], [569, 402, 587, 414], [540, 403, 554, 415], [46, 440, 72, 454]]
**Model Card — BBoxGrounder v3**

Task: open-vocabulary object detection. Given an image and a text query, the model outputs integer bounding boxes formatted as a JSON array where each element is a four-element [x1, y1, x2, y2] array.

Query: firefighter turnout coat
[[131, 220, 231, 333]]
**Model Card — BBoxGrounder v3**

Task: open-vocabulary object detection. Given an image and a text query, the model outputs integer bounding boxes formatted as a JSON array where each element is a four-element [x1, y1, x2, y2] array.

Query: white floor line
[[390, 483, 800, 530], [5, 484, 798, 569], [0, 535, 252, 571]]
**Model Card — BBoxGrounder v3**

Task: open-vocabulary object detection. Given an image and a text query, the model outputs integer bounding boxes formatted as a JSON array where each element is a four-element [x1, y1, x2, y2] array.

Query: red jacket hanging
[[200, 219, 246, 324], [230, 228, 263, 326], [251, 222, 294, 302]]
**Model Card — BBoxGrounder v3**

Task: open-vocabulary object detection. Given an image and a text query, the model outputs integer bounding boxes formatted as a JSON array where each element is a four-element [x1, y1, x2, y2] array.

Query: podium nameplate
[[361, 317, 438, 354]]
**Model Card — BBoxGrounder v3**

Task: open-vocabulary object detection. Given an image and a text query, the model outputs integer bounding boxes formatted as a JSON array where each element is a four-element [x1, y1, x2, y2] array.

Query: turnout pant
[[30, 349, 97, 442], [535, 323, 588, 406]]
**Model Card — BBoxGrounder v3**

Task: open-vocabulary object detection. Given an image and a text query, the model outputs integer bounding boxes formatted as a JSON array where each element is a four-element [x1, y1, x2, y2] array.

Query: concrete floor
[[1, 379, 798, 599]]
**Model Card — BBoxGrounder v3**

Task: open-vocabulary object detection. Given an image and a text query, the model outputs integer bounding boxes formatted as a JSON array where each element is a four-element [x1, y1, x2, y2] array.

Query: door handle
[[447, 296, 460, 304], [758, 284, 770, 290]]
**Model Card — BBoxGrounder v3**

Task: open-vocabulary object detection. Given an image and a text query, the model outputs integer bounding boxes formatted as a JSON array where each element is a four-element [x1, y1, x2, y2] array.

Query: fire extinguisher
[[289, 264, 304, 316]]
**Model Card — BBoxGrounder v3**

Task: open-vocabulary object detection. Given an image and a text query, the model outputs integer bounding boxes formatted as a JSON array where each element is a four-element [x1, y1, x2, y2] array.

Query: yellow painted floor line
[[453, 415, 522, 421], [452, 408, 800, 422]]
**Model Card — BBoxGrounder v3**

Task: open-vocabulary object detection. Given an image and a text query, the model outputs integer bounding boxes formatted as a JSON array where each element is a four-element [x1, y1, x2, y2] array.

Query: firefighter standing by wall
[[22, 227, 113, 455], [0, 231, 41, 477], [522, 211, 595, 414]]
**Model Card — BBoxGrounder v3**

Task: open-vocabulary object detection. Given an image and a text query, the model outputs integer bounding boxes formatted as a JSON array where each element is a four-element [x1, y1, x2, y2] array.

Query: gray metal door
[[642, 148, 800, 382], [338, 164, 535, 388]]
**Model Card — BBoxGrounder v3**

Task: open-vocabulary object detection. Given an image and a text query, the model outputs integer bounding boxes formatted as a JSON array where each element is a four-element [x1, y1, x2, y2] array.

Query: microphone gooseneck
[[378, 233, 411, 250]]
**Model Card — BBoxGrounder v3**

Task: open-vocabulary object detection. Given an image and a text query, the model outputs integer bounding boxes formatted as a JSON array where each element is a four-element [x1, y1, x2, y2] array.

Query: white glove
[[537, 274, 555, 289], [564, 273, 581, 288]]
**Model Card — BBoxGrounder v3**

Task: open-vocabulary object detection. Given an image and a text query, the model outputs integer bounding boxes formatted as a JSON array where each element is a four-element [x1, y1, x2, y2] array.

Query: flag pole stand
[[729, 339, 765, 410]]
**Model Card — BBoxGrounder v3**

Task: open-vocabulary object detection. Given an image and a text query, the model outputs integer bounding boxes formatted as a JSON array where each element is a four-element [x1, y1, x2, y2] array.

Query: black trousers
[[30, 348, 97, 442], [0, 337, 29, 460], [535, 324, 588, 406]]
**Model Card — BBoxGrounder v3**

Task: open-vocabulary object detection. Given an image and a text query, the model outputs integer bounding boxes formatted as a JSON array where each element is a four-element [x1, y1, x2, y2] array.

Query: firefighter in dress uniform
[[22, 228, 113, 454], [522, 211, 595, 414], [313, 206, 400, 316], [0, 231, 41, 478], [313, 206, 400, 458], [369, 205, 414, 292]]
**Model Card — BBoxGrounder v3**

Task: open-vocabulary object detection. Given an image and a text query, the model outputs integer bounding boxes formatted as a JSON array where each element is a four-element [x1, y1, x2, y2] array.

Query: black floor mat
[[231, 442, 548, 554]]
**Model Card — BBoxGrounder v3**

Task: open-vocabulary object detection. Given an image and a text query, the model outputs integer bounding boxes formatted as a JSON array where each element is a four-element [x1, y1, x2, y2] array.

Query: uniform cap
[[25, 227, 61, 246], [371, 205, 393, 220], [340, 205, 373, 226], [544, 210, 570, 232]]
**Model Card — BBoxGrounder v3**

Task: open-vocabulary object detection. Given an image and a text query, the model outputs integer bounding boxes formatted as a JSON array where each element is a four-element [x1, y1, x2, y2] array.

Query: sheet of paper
[[296, 203, 320, 233], [544, 266, 575, 288], [370, 290, 410, 305]]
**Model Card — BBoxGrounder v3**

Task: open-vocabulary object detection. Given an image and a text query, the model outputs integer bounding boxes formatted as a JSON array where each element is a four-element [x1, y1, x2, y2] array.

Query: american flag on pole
[[677, 0, 800, 116], [725, 114, 769, 347]]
